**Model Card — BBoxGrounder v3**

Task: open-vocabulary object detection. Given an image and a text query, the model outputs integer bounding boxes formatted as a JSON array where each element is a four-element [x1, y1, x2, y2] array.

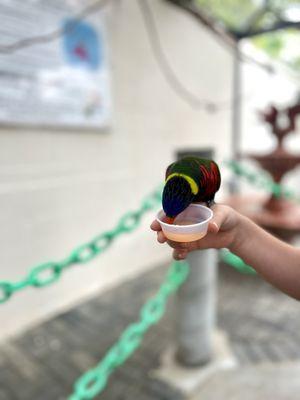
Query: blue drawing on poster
[[62, 19, 102, 70]]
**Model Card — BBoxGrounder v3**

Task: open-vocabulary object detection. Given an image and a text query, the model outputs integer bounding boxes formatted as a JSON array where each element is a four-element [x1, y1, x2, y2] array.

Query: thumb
[[208, 205, 229, 234]]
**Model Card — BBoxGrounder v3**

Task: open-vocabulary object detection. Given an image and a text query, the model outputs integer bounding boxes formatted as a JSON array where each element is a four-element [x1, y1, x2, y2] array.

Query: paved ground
[[191, 361, 300, 400], [0, 260, 300, 399]]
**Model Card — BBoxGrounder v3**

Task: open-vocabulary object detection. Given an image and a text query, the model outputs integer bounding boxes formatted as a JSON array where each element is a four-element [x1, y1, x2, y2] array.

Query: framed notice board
[[0, 0, 111, 129]]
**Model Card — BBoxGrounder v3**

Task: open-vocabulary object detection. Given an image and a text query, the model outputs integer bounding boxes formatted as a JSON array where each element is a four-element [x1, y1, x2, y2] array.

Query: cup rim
[[156, 204, 213, 228]]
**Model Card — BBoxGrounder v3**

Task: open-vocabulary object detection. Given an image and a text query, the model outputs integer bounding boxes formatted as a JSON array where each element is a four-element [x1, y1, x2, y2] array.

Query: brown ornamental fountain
[[226, 98, 300, 241]]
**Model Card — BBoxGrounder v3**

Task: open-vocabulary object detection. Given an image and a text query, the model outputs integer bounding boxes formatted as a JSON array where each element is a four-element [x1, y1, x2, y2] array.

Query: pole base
[[150, 330, 237, 395]]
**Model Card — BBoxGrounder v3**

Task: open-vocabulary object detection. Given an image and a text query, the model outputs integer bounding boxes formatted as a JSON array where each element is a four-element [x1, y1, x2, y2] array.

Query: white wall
[[0, 0, 244, 341]]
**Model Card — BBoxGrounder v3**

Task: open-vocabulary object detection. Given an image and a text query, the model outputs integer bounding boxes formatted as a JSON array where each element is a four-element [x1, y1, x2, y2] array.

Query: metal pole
[[174, 148, 217, 366], [229, 44, 242, 194], [175, 250, 217, 366]]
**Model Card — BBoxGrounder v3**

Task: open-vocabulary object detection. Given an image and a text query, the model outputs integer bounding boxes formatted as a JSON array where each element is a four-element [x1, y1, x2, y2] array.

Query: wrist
[[228, 212, 248, 253]]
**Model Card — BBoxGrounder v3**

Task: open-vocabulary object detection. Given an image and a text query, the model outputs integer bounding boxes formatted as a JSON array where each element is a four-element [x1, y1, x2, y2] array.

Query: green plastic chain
[[68, 260, 189, 400], [226, 160, 300, 201], [219, 249, 256, 275], [4, 159, 292, 305], [0, 187, 163, 304], [223, 159, 300, 273]]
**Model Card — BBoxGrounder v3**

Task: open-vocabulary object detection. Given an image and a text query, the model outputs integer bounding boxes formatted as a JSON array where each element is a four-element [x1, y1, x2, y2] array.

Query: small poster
[[0, 1, 111, 129]]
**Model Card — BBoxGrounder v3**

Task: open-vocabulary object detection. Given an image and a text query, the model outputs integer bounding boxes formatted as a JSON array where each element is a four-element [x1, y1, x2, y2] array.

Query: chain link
[[0, 188, 162, 304], [68, 260, 189, 400], [117, 211, 142, 233], [92, 232, 113, 253], [0, 282, 13, 304], [220, 250, 256, 275], [10, 279, 31, 291], [29, 262, 62, 287], [140, 294, 166, 325], [71, 242, 98, 264], [75, 369, 107, 399]]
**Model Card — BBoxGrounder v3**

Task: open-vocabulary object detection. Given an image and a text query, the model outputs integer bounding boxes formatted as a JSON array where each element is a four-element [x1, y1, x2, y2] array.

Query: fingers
[[209, 204, 229, 232], [166, 240, 190, 250], [151, 204, 232, 258], [150, 220, 162, 231], [208, 221, 219, 234], [157, 230, 167, 243], [173, 249, 188, 260]]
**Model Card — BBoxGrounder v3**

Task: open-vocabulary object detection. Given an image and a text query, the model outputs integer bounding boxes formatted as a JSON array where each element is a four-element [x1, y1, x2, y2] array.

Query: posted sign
[[0, 1, 111, 128]]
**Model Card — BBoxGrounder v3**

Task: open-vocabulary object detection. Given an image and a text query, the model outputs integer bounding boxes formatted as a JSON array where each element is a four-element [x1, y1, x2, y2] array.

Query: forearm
[[230, 214, 300, 300]]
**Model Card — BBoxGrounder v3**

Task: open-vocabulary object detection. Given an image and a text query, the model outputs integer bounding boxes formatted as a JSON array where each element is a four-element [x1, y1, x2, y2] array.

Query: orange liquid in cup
[[163, 218, 207, 242], [164, 230, 206, 242]]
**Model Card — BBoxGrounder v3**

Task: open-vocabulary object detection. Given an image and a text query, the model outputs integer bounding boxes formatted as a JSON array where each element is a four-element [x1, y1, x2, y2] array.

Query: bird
[[162, 156, 221, 223]]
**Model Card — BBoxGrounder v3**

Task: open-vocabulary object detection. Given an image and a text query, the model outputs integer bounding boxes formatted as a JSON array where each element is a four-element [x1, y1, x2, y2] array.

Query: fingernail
[[212, 222, 219, 231]]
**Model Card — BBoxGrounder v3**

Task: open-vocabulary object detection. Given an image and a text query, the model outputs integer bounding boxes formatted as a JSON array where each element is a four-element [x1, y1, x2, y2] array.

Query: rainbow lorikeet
[[162, 156, 221, 221]]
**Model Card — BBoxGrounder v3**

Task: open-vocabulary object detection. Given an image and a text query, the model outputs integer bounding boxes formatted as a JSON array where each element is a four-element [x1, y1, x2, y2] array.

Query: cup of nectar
[[156, 204, 213, 242]]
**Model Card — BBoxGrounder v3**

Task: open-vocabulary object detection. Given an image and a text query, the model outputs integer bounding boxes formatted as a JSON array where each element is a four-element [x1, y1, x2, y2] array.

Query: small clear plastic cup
[[156, 204, 213, 242]]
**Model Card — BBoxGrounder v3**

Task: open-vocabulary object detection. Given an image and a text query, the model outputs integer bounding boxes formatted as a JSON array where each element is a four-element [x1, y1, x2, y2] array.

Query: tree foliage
[[196, 0, 300, 72]]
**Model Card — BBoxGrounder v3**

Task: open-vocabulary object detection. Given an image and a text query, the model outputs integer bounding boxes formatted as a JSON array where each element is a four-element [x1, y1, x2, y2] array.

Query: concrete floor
[[191, 361, 300, 400], [0, 261, 300, 399]]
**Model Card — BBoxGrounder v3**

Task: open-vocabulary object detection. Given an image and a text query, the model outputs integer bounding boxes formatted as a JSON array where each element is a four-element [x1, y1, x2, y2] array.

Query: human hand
[[150, 204, 240, 260]]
